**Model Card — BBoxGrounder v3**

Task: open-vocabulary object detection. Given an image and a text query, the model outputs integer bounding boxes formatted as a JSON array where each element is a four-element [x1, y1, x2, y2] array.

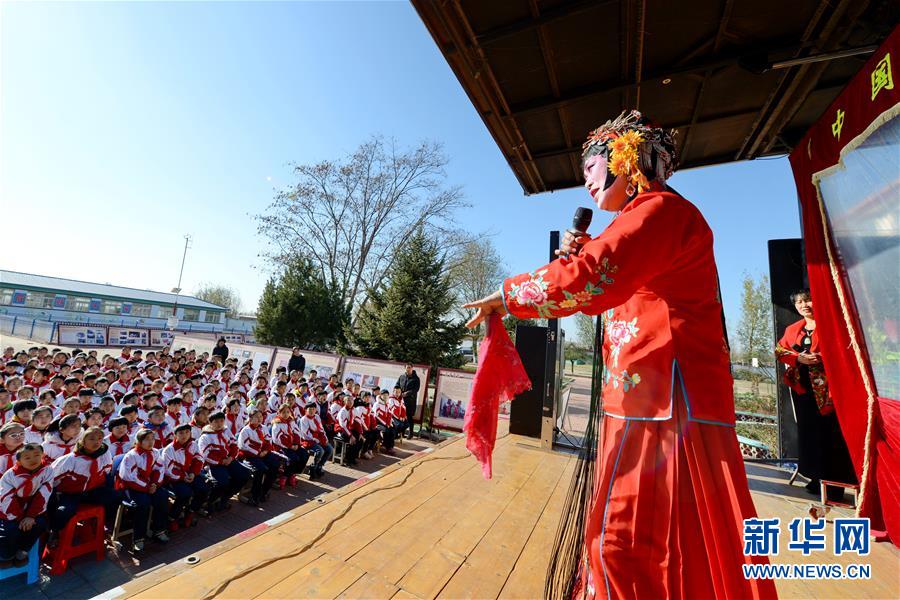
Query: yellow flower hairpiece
[[607, 131, 648, 193]]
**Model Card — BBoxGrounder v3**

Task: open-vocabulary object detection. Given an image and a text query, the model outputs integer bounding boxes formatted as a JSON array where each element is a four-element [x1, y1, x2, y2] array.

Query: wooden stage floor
[[112, 424, 898, 600]]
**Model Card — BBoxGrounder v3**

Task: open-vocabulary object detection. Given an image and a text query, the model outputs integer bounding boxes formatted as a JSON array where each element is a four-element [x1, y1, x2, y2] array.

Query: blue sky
[[1, 1, 801, 340]]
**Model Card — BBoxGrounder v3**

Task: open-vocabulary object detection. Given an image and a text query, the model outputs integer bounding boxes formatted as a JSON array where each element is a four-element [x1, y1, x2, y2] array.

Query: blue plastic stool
[[0, 539, 40, 585]]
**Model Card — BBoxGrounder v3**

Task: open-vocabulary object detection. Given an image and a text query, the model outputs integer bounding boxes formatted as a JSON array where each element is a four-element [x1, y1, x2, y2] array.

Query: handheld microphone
[[563, 207, 593, 257]]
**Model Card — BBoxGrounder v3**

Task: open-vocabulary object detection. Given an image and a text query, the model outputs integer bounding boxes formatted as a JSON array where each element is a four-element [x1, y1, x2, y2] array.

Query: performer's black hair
[[544, 314, 606, 600]]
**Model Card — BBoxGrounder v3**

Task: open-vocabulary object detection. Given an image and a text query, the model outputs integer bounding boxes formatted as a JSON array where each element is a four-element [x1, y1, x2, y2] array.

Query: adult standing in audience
[[212, 338, 229, 364], [397, 364, 420, 439], [287, 347, 306, 375]]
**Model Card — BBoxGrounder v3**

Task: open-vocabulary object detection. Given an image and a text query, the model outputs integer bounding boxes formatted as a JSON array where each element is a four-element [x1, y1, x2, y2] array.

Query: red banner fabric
[[788, 25, 899, 546]]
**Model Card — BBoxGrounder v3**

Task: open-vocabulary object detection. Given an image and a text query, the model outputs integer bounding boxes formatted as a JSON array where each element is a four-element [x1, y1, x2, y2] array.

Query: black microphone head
[[572, 207, 593, 232]]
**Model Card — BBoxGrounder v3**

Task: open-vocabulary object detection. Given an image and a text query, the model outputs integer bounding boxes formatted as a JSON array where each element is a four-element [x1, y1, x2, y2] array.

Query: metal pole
[[172, 234, 191, 316]]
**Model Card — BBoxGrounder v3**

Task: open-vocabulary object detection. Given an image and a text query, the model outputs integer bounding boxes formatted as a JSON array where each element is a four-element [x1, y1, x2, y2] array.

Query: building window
[[204, 311, 221, 323], [24, 292, 51, 308], [131, 303, 152, 317], [182, 308, 200, 321], [0, 289, 12, 305], [101, 300, 122, 314], [66, 296, 91, 312]]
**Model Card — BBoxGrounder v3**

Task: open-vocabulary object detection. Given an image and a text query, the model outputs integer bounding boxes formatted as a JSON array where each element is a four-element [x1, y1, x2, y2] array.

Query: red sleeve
[[503, 194, 705, 319], [775, 322, 801, 366], [189, 456, 204, 475]]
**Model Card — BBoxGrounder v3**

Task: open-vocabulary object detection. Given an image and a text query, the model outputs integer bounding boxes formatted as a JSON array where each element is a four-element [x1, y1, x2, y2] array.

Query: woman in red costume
[[465, 111, 776, 599]]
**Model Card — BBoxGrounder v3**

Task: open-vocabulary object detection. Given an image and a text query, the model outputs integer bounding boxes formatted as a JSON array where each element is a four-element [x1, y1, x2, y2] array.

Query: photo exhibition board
[[149, 329, 177, 348], [108, 327, 149, 347], [431, 368, 475, 432], [57, 324, 108, 346], [340, 357, 430, 423], [271, 348, 342, 381]]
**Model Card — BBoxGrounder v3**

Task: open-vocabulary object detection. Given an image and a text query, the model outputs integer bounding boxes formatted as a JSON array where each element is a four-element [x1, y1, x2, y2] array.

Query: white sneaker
[[133, 539, 145, 552], [366, 451, 374, 459]]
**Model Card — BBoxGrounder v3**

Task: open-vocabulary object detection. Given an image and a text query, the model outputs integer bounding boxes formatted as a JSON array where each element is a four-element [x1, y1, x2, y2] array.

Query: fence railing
[[0, 314, 57, 343]]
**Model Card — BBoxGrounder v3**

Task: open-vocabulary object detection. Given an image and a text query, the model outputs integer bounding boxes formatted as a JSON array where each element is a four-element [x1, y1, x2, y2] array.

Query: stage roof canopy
[[412, 0, 897, 194]]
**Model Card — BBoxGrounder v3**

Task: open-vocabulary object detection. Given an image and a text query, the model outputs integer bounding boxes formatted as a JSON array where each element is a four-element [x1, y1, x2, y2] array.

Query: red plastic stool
[[44, 504, 106, 575]]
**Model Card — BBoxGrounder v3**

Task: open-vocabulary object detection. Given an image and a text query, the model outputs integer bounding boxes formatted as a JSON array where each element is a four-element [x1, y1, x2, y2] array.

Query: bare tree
[[447, 238, 508, 360], [194, 283, 243, 319], [256, 137, 468, 317], [574, 313, 597, 348]]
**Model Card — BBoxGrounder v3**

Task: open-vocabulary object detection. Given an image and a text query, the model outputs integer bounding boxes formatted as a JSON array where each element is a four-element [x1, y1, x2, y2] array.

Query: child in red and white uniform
[[116, 429, 170, 551], [334, 394, 360, 466], [389, 385, 410, 439], [353, 398, 376, 459], [106, 417, 133, 458], [190, 407, 210, 441], [0, 423, 26, 473], [299, 402, 332, 478], [42, 414, 82, 461], [270, 404, 307, 486], [119, 405, 142, 439], [143, 406, 173, 449], [198, 411, 250, 511], [0, 444, 52, 567], [162, 424, 210, 528], [49, 427, 118, 533], [163, 396, 188, 430], [373, 391, 396, 454], [224, 398, 245, 438], [25, 406, 53, 445], [237, 409, 283, 505]]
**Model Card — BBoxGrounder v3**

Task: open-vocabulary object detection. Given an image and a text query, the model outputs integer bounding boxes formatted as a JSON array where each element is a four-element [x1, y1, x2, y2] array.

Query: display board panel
[[149, 329, 178, 348], [340, 357, 430, 423], [169, 335, 215, 357], [58, 325, 108, 346], [271, 348, 342, 381], [108, 327, 150, 347], [431, 368, 474, 432]]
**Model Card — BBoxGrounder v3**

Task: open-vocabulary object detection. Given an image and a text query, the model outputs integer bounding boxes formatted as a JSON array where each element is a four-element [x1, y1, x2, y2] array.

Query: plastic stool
[[43, 504, 106, 575], [0, 539, 39, 585]]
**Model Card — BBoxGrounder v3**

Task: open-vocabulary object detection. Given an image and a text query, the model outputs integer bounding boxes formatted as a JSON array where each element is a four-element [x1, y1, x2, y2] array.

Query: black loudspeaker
[[768, 238, 806, 459], [511, 324, 547, 438]]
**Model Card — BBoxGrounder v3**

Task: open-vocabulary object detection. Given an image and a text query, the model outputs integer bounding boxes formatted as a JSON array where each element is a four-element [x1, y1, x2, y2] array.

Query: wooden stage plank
[[120, 430, 898, 600]]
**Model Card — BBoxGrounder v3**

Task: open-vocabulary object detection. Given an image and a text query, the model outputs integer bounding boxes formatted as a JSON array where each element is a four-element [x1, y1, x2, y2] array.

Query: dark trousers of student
[[392, 418, 409, 438], [376, 424, 395, 450], [362, 429, 378, 454], [0, 516, 47, 560], [244, 454, 282, 500], [123, 488, 170, 541], [280, 447, 310, 476], [207, 461, 252, 505], [305, 443, 333, 471], [336, 433, 359, 463], [49, 486, 121, 532], [168, 476, 212, 519]]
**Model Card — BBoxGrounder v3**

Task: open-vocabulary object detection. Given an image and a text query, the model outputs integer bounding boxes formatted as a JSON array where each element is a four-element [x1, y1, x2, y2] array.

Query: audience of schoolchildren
[[0, 344, 411, 568]]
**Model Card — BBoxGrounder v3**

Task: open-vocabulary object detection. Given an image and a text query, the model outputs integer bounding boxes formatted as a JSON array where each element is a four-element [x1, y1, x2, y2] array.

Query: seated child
[[299, 402, 332, 478], [117, 429, 170, 552], [237, 408, 283, 505], [163, 424, 210, 529], [198, 411, 250, 511], [25, 406, 53, 445], [49, 426, 118, 533], [270, 404, 308, 486], [0, 444, 52, 567], [0, 422, 26, 473], [42, 414, 81, 461]]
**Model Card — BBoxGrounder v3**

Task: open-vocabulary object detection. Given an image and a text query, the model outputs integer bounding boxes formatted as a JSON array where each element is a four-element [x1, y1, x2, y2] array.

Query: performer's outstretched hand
[[463, 291, 507, 329]]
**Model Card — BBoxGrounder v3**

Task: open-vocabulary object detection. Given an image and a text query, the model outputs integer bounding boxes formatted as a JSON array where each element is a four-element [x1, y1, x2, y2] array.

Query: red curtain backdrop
[[788, 26, 899, 547]]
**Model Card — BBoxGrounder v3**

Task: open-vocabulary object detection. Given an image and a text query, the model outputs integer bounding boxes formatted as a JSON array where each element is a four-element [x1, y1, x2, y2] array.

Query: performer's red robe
[[503, 185, 776, 599]]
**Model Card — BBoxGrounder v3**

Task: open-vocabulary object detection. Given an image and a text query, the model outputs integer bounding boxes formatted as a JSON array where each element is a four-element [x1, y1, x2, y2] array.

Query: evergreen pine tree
[[344, 230, 466, 368], [255, 257, 348, 349]]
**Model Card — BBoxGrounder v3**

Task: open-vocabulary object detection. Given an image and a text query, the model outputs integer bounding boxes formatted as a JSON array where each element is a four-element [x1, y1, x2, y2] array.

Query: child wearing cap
[[198, 411, 250, 511], [106, 417, 132, 457], [0, 443, 52, 567], [116, 429, 169, 551], [144, 406, 173, 449], [237, 408, 283, 505], [163, 424, 210, 529]]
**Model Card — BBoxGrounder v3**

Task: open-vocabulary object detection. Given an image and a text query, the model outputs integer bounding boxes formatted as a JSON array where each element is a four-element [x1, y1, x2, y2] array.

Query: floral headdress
[[581, 110, 677, 195]]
